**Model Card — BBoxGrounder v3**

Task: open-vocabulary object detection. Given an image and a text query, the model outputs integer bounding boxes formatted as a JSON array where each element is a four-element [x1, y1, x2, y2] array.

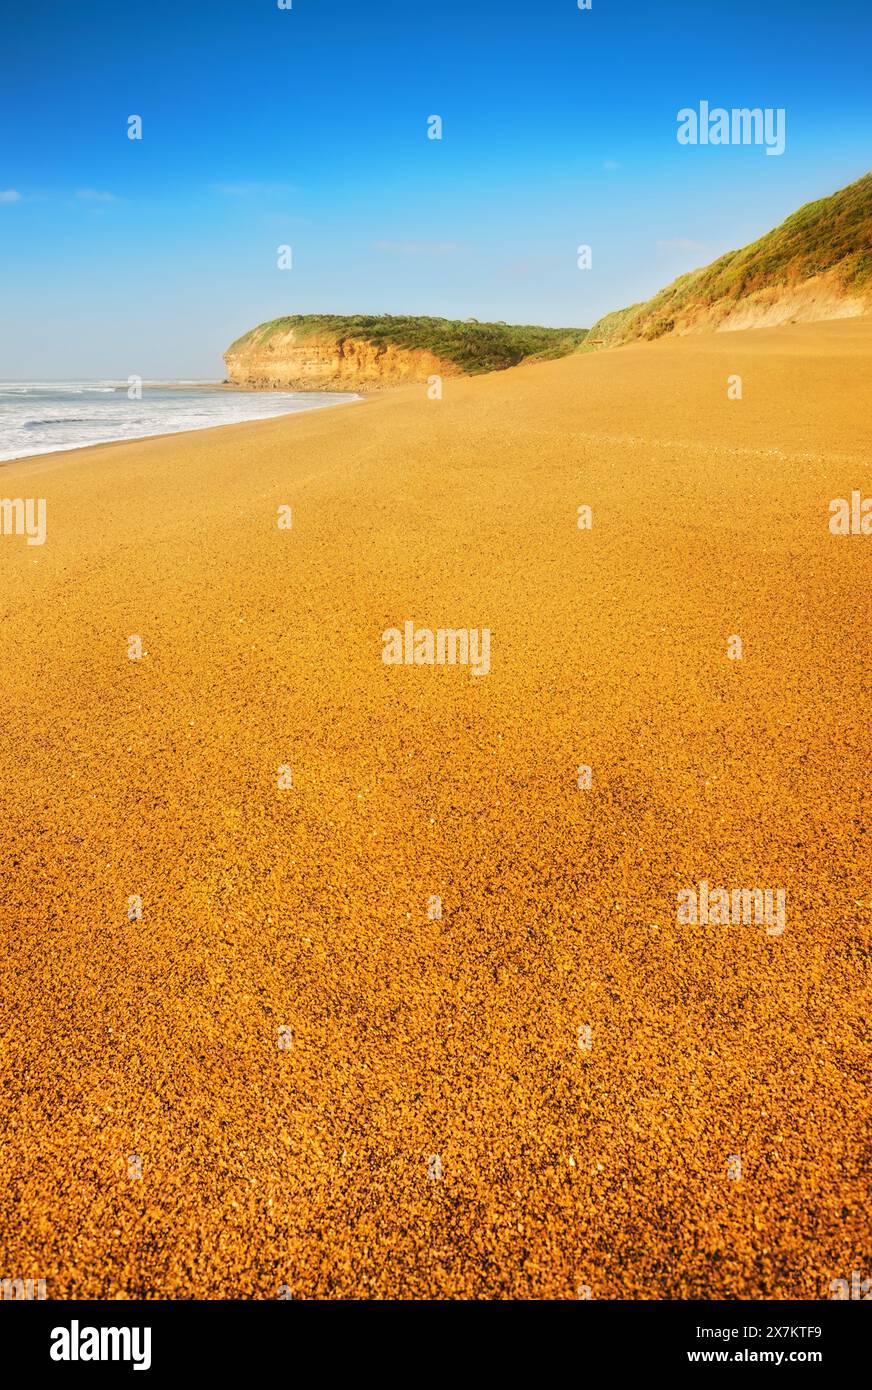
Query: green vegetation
[[228, 314, 589, 372], [584, 303, 645, 346], [588, 171, 872, 345]]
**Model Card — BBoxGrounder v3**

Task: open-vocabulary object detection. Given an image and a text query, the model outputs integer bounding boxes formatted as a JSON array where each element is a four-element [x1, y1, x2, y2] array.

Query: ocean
[[0, 381, 359, 463]]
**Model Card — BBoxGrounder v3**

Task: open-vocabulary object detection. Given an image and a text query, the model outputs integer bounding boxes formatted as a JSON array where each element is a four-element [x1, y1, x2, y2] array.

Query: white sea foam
[[0, 381, 360, 462]]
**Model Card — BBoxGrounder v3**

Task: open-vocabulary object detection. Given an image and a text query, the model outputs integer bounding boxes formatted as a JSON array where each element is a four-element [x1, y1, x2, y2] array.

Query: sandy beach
[[0, 319, 868, 1299]]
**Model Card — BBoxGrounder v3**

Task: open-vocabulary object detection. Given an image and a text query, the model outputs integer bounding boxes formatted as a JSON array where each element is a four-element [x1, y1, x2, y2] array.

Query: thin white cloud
[[657, 237, 707, 253], [374, 240, 462, 255], [0, 189, 22, 203], [76, 189, 118, 202]]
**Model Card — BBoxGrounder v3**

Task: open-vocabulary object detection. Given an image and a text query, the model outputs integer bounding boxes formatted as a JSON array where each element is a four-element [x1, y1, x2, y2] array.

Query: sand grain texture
[[0, 321, 869, 1299]]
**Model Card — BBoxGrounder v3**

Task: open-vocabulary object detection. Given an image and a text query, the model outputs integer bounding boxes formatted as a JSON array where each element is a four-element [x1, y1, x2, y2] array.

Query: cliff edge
[[223, 315, 589, 390]]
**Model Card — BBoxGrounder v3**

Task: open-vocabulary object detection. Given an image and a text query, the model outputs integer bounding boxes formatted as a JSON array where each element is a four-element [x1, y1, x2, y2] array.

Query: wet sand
[[0, 319, 868, 1298]]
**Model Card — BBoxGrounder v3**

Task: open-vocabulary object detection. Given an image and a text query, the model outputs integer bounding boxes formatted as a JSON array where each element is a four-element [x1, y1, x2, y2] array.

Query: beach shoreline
[[0, 386, 365, 470]]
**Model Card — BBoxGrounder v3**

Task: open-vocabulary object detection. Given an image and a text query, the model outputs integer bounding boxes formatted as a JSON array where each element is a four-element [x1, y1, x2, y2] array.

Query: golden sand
[[0, 320, 868, 1299]]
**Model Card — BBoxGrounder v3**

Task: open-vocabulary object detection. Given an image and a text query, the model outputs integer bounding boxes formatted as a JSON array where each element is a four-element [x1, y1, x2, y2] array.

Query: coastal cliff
[[223, 315, 589, 390], [225, 326, 458, 391]]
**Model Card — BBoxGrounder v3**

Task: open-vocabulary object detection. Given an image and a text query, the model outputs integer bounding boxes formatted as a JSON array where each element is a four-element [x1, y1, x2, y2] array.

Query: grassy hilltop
[[589, 172, 872, 345], [227, 314, 589, 374]]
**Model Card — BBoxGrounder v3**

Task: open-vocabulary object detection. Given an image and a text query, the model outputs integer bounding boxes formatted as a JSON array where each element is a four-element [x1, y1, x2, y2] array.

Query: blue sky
[[2, 0, 870, 377]]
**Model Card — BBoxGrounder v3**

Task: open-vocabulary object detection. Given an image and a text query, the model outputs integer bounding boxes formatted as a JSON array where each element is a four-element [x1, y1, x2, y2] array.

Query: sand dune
[[0, 320, 868, 1299]]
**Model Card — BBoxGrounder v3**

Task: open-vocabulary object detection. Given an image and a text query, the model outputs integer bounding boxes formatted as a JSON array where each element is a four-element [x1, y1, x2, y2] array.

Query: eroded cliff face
[[641, 270, 870, 338], [591, 273, 870, 347], [706, 273, 870, 334], [224, 326, 462, 391]]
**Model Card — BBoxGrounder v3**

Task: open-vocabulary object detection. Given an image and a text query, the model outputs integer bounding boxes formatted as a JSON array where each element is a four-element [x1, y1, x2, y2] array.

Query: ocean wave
[[23, 417, 107, 428], [0, 386, 360, 462]]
